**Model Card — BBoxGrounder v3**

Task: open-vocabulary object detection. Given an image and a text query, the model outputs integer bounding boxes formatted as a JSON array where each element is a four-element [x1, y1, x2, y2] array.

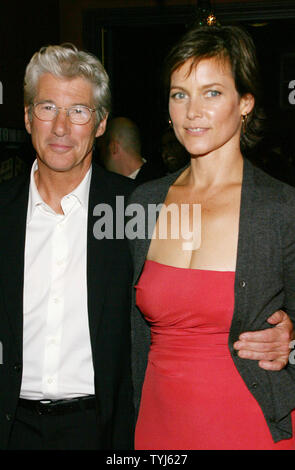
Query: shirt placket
[[42, 215, 68, 398]]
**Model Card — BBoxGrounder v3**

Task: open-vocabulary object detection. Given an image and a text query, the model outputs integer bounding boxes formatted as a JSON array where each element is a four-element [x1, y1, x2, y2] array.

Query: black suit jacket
[[0, 162, 135, 449], [134, 161, 166, 185]]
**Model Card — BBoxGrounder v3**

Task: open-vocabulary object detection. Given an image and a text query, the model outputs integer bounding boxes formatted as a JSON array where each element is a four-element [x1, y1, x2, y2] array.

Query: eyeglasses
[[32, 102, 97, 125]]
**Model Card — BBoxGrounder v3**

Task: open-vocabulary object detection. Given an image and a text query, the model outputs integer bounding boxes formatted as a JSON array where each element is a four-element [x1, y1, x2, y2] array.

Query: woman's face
[[168, 56, 254, 158]]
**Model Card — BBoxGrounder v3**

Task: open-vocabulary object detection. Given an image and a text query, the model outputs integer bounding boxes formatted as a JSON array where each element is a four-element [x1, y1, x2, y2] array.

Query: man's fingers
[[239, 328, 291, 344], [232, 310, 294, 372], [234, 339, 290, 353], [266, 310, 286, 325], [258, 359, 289, 371], [236, 348, 289, 361]]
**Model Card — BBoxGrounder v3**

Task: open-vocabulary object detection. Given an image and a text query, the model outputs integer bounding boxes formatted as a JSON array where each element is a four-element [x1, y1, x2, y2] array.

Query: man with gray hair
[[0, 44, 134, 449]]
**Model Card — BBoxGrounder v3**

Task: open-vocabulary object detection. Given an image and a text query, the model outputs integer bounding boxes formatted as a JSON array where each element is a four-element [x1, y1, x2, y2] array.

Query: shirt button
[[239, 280, 246, 288], [13, 363, 22, 372], [251, 382, 258, 389], [56, 259, 65, 266], [47, 378, 54, 384], [6, 414, 12, 421]]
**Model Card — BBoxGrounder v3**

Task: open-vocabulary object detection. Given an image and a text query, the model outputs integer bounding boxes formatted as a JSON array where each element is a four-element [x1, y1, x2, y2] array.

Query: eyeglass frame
[[31, 102, 97, 125]]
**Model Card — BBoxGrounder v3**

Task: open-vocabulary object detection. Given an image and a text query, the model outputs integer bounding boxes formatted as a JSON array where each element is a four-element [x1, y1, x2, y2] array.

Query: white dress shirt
[[20, 160, 95, 400]]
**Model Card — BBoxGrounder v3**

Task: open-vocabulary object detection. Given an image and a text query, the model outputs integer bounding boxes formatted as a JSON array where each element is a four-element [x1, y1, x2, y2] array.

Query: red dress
[[135, 260, 295, 450]]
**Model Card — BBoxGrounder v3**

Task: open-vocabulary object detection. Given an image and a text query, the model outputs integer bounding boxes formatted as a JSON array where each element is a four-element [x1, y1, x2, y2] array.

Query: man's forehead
[[35, 73, 94, 103], [36, 73, 90, 90]]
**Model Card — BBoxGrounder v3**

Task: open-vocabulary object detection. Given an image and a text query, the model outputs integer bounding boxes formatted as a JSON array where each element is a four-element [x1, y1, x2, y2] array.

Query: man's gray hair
[[24, 43, 111, 124]]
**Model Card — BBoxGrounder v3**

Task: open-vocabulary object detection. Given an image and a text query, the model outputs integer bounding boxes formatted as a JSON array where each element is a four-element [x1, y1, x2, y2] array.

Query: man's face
[[25, 73, 107, 174]]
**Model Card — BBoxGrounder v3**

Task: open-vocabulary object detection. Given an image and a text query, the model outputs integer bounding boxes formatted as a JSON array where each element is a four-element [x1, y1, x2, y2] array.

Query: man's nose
[[51, 109, 71, 136]]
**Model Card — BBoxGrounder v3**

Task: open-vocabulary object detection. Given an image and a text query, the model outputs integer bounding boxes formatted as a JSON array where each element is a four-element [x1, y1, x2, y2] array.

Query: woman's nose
[[186, 96, 203, 120]]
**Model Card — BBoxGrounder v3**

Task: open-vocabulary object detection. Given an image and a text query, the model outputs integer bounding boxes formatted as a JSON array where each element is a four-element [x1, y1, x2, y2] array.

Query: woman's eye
[[171, 91, 186, 100], [206, 90, 221, 98]]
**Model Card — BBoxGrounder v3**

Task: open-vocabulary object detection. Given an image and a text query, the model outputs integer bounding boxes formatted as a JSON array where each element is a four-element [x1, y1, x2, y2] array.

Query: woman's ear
[[240, 93, 255, 116]]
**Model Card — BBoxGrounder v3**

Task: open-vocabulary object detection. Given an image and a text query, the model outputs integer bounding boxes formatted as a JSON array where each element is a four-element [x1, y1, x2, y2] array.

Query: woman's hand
[[233, 310, 293, 370]]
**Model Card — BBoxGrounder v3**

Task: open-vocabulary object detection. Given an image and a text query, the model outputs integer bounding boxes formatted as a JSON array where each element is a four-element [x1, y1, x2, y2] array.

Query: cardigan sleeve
[[281, 185, 295, 322]]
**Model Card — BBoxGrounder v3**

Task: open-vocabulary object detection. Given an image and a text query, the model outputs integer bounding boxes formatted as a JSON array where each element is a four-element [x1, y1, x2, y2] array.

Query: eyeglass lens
[[33, 103, 93, 124]]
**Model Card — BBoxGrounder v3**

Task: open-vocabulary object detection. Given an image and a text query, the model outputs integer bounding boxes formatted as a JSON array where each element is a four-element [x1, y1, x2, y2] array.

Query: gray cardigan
[[128, 158, 295, 443]]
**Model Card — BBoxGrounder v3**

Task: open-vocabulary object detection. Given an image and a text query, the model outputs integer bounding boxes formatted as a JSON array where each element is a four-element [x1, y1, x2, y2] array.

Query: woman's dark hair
[[163, 25, 265, 150]]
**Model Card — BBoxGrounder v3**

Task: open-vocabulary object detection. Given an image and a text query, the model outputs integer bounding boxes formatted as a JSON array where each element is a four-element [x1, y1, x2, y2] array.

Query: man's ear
[[109, 140, 120, 157], [24, 106, 32, 134], [95, 114, 108, 138]]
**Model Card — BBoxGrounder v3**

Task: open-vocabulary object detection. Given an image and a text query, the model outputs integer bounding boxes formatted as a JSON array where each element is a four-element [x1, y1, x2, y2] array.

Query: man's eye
[[72, 107, 84, 114], [42, 104, 55, 111]]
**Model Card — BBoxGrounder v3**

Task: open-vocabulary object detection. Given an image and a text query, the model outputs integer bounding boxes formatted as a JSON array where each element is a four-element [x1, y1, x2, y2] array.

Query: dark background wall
[[0, 0, 295, 183], [0, 0, 60, 128]]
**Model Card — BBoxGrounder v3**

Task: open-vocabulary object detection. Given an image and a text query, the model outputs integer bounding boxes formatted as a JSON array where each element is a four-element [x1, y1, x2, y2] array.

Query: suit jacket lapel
[[0, 175, 30, 358], [87, 163, 117, 358]]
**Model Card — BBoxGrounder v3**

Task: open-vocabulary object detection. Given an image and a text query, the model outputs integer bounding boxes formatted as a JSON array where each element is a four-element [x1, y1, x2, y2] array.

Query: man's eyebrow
[[35, 99, 55, 103], [34, 99, 92, 107]]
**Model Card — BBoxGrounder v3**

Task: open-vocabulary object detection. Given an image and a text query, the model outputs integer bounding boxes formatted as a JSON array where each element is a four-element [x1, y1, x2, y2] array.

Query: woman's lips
[[185, 127, 209, 136]]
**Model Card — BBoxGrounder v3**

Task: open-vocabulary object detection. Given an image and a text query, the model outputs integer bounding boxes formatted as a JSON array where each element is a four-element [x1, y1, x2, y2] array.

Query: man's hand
[[233, 310, 293, 371]]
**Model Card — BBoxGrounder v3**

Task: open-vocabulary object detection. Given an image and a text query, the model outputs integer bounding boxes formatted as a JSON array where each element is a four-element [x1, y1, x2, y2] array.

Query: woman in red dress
[[130, 25, 295, 449]]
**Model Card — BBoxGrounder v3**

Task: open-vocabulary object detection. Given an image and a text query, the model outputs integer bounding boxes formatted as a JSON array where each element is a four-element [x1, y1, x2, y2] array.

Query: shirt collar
[[27, 159, 92, 223], [128, 158, 147, 179]]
